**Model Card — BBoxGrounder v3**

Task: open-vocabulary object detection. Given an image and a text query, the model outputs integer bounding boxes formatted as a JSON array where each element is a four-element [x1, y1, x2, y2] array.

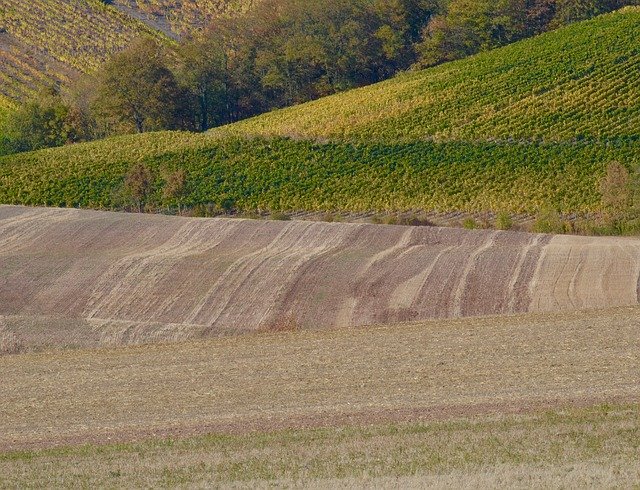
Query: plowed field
[[1, 205, 639, 350]]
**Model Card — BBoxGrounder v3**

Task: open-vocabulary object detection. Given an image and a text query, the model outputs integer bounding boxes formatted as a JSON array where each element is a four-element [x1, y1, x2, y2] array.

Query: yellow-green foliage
[[0, 0, 168, 105], [1, 9, 639, 216], [1, 132, 637, 214], [113, 0, 258, 34], [222, 7, 640, 144]]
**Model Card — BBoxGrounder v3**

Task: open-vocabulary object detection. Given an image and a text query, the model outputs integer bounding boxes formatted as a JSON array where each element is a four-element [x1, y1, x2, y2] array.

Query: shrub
[[495, 212, 513, 230], [270, 212, 290, 221], [533, 207, 564, 234], [462, 217, 478, 230]]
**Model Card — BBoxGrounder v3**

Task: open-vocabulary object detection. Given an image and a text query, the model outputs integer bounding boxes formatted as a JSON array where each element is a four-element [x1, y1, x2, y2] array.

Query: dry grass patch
[[0, 404, 638, 488], [1, 306, 639, 452]]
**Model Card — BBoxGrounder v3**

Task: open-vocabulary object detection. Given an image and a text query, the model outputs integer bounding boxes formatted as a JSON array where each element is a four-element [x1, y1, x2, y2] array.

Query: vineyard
[[112, 0, 258, 35], [0, 0, 168, 104], [1, 133, 638, 214], [1, 8, 639, 216], [223, 7, 640, 143]]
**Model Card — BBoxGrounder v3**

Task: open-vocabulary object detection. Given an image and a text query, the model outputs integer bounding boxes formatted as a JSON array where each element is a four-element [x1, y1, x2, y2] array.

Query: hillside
[[2, 205, 639, 351], [223, 7, 640, 143], [0, 0, 211, 108], [112, 0, 257, 35], [1, 9, 638, 216], [0, 0, 262, 110]]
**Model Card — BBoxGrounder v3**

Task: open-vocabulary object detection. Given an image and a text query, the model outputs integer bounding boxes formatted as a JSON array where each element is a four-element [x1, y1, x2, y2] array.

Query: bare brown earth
[[1, 205, 640, 349], [1, 306, 639, 451]]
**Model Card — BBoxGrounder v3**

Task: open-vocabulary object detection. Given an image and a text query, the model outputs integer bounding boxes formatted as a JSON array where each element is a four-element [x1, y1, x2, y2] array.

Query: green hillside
[[1, 8, 639, 217], [223, 7, 640, 143]]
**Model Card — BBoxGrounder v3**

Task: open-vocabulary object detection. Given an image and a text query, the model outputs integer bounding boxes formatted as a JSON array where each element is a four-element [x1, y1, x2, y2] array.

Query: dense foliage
[[1, 133, 638, 214]]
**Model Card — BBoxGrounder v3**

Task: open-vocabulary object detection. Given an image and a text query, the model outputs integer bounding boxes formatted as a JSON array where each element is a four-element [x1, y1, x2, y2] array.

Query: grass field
[[1, 306, 639, 486], [1, 9, 639, 217], [2, 306, 638, 449], [1, 404, 638, 487]]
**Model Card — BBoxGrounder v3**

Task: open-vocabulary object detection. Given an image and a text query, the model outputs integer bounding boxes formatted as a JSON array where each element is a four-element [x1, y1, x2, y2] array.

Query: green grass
[[0, 404, 638, 487], [1, 8, 639, 216]]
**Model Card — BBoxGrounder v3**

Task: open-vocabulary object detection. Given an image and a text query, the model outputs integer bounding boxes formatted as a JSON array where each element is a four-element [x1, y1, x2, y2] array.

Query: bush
[[270, 212, 290, 221], [462, 217, 478, 230], [495, 212, 513, 230], [533, 207, 564, 234]]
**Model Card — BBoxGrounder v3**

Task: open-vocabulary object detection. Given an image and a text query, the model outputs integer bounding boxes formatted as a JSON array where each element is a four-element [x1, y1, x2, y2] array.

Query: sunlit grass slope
[[1, 9, 639, 215], [223, 7, 640, 143]]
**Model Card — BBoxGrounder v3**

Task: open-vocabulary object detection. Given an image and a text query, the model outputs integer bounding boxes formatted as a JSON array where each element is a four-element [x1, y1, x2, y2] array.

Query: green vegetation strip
[[1, 133, 638, 214], [1, 404, 637, 487]]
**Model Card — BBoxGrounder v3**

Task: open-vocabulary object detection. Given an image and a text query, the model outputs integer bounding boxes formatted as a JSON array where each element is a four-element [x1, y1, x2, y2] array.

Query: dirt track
[[2, 205, 640, 348]]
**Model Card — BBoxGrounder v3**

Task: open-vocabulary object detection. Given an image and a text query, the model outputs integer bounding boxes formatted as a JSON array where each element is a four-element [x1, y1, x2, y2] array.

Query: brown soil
[[1, 205, 639, 350], [1, 306, 639, 451]]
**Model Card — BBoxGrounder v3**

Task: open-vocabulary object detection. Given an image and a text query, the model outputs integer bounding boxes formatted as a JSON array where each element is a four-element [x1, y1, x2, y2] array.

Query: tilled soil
[[1, 306, 639, 451], [1, 205, 640, 350]]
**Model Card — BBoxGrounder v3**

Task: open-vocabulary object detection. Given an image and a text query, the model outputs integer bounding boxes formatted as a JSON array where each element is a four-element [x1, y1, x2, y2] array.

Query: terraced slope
[[112, 0, 257, 35], [2, 205, 639, 350]]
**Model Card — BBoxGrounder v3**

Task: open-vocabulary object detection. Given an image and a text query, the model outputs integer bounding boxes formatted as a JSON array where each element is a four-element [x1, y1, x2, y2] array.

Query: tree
[[418, 0, 527, 66], [93, 38, 189, 134], [124, 163, 154, 211], [175, 33, 227, 131], [0, 86, 87, 155]]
